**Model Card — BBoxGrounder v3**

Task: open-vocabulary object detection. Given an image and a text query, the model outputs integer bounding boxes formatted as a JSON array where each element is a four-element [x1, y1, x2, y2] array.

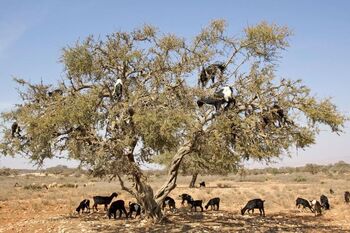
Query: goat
[[93, 192, 118, 211], [11, 122, 21, 138], [108, 200, 128, 219], [310, 200, 322, 216], [112, 78, 123, 101], [329, 188, 335, 194], [179, 193, 193, 205], [197, 86, 235, 111], [162, 196, 176, 211], [205, 197, 220, 211], [345, 191, 350, 204], [199, 181, 206, 188], [241, 199, 265, 217], [199, 63, 225, 88], [128, 202, 141, 218], [76, 199, 90, 214], [189, 200, 203, 212], [295, 197, 313, 212], [197, 98, 226, 111], [320, 194, 330, 210]]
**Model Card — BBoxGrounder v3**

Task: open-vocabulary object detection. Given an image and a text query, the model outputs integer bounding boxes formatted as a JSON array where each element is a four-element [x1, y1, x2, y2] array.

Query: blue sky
[[0, 0, 349, 169]]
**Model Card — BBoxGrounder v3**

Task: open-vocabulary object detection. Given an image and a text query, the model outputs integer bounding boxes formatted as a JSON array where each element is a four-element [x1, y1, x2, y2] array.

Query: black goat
[[205, 197, 220, 210], [108, 200, 128, 219], [179, 193, 193, 205], [295, 197, 313, 212], [320, 194, 330, 210], [241, 199, 265, 217], [199, 63, 225, 88], [11, 122, 21, 138], [189, 200, 203, 212], [197, 98, 226, 111], [76, 199, 90, 214], [162, 196, 176, 211], [345, 191, 350, 203], [199, 181, 206, 188], [93, 192, 118, 211], [128, 202, 141, 218]]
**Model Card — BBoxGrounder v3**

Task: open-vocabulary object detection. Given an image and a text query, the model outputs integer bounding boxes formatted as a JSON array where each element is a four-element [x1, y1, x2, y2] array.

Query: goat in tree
[[199, 63, 225, 88], [112, 78, 123, 101], [11, 122, 21, 138], [197, 86, 235, 111]]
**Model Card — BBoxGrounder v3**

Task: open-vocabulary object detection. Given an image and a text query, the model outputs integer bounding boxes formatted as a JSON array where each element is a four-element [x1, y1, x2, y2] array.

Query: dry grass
[[0, 172, 349, 232]]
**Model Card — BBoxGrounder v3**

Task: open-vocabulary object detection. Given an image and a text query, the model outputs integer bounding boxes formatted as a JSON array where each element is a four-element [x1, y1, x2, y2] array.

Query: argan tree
[[0, 20, 346, 222]]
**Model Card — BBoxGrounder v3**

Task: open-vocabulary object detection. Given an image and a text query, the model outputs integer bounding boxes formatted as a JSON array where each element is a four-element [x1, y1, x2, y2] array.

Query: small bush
[[0, 168, 18, 176], [294, 176, 307, 182]]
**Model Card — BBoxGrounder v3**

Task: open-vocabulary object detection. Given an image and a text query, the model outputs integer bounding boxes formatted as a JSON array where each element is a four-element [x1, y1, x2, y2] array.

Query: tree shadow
[[68, 210, 347, 233]]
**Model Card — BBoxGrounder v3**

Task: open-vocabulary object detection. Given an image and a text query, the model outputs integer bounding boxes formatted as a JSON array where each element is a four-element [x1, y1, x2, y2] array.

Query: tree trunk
[[189, 172, 198, 188], [118, 139, 194, 223], [135, 180, 163, 221], [154, 140, 193, 206]]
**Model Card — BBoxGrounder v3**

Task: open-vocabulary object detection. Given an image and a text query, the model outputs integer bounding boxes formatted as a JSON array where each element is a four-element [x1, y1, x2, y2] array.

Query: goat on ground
[[345, 191, 350, 204], [108, 200, 128, 219], [295, 197, 313, 212], [128, 202, 141, 218], [189, 200, 203, 212], [320, 194, 330, 210], [199, 181, 206, 188], [205, 197, 220, 211], [310, 200, 322, 216], [179, 193, 193, 205], [162, 196, 176, 211], [93, 192, 118, 211], [76, 199, 90, 214], [329, 188, 335, 194], [241, 199, 265, 217]]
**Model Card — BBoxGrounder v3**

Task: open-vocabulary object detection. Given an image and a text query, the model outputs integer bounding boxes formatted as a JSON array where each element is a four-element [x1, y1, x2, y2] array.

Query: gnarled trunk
[[154, 140, 193, 205], [118, 139, 194, 223], [135, 180, 163, 221], [189, 172, 198, 188]]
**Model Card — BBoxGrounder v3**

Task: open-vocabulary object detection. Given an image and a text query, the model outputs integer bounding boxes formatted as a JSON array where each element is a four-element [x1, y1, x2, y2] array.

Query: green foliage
[[0, 20, 347, 181]]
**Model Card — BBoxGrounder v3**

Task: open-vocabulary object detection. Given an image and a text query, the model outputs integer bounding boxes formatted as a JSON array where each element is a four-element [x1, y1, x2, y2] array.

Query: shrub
[[294, 176, 307, 182]]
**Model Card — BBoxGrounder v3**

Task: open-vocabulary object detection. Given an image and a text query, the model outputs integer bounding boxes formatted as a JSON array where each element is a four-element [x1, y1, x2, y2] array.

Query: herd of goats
[[75, 183, 350, 220]]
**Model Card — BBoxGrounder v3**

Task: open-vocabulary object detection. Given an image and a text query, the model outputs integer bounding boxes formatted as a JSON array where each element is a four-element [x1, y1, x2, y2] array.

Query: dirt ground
[[0, 173, 349, 232]]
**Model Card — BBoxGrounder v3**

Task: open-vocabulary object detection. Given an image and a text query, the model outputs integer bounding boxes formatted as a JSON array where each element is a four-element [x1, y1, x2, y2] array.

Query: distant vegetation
[[1, 161, 349, 177], [245, 161, 350, 176], [0, 165, 87, 177]]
